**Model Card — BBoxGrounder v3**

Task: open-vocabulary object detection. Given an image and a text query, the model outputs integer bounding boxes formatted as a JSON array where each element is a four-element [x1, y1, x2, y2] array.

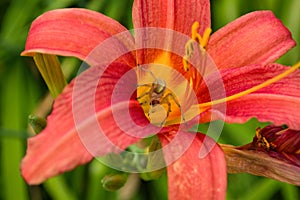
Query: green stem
[[44, 176, 76, 200]]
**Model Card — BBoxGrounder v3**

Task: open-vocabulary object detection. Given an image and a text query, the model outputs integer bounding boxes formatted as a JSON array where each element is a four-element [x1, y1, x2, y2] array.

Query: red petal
[[225, 94, 300, 129], [200, 64, 300, 129], [132, 0, 210, 66], [158, 132, 226, 200], [132, 0, 210, 35], [207, 11, 296, 69], [21, 62, 158, 184], [21, 8, 135, 65]]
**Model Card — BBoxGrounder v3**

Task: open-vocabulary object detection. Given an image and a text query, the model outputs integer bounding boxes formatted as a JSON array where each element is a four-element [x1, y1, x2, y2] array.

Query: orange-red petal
[[199, 63, 300, 129], [132, 0, 210, 65], [207, 11, 296, 69], [132, 0, 210, 35], [158, 132, 226, 200], [21, 62, 156, 184], [21, 8, 135, 66]]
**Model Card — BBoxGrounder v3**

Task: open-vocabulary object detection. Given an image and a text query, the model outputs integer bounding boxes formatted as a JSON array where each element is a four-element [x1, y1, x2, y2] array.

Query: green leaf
[[0, 62, 29, 200], [44, 176, 76, 200]]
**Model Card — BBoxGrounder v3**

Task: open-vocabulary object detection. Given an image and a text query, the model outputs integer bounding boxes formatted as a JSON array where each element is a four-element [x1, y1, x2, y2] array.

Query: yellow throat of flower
[[136, 52, 187, 126]]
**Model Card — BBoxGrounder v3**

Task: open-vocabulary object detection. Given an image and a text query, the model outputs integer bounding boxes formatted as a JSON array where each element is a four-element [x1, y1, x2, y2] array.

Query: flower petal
[[132, 0, 210, 66], [132, 0, 210, 35], [200, 64, 300, 129], [158, 132, 226, 200], [225, 94, 300, 129], [21, 62, 158, 184], [21, 8, 135, 65], [22, 122, 93, 185], [207, 11, 296, 69]]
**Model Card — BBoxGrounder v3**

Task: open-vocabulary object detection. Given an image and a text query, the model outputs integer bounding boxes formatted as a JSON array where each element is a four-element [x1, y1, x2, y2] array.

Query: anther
[[200, 27, 212, 49], [191, 22, 200, 41], [183, 40, 195, 71], [183, 55, 190, 71], [189, 77, 193, 88], [191, 21, 212, 49], [182, 22, 212, 72]]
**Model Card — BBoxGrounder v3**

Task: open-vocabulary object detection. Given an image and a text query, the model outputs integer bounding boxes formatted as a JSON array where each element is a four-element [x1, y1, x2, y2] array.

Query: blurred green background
[[0, 0, 299, 199]]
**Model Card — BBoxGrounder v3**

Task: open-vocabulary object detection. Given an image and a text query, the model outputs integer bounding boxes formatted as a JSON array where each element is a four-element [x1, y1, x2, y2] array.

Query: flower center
[[136, 22, 213, 127], [136, 62, 187, 127]]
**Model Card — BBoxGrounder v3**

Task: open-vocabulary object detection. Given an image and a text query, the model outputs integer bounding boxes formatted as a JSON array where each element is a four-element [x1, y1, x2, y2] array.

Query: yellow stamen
[[183, 40, 194, 71], [183, 22, 212, 72], [183, 55, 190, 71], [189, 77, 193, 88], [191, 21, 212, 49], [198, 62, 300, 109], [199, 27, 212, 49], [191, 22, 200, 40], [185, 40, 194, 57]]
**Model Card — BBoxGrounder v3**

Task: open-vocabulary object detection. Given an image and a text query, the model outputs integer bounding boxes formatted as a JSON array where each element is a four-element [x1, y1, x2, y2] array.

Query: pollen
[[255, 128, 273, 151]]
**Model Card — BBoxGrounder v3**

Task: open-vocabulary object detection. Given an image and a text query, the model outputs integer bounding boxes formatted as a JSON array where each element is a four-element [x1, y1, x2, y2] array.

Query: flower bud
[[101, 173, 128, 192], [28, 114, 47, 134], [140, 136, 166, 181]]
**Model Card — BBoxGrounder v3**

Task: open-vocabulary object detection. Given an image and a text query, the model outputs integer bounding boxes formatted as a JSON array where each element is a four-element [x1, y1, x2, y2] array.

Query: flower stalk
[[28, 114, 47, 134]]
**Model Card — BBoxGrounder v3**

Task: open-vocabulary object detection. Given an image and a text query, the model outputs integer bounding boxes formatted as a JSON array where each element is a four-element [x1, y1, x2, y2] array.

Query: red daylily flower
[[21, 0, 300, 199]]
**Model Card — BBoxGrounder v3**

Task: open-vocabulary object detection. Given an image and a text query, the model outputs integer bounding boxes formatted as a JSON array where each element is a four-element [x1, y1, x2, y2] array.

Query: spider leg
[[136, 83, 152, 87], [160, 93, 186, 124], [158, 95, 172, 126], [137, 65, 158, 81], [136, 91, 150, 100], [136, 84, 152, 105], [136, 90, 150, 106]]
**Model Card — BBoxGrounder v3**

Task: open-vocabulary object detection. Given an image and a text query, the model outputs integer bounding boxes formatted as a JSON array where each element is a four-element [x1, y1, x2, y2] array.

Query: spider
[[136, 65, 185, 126]]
